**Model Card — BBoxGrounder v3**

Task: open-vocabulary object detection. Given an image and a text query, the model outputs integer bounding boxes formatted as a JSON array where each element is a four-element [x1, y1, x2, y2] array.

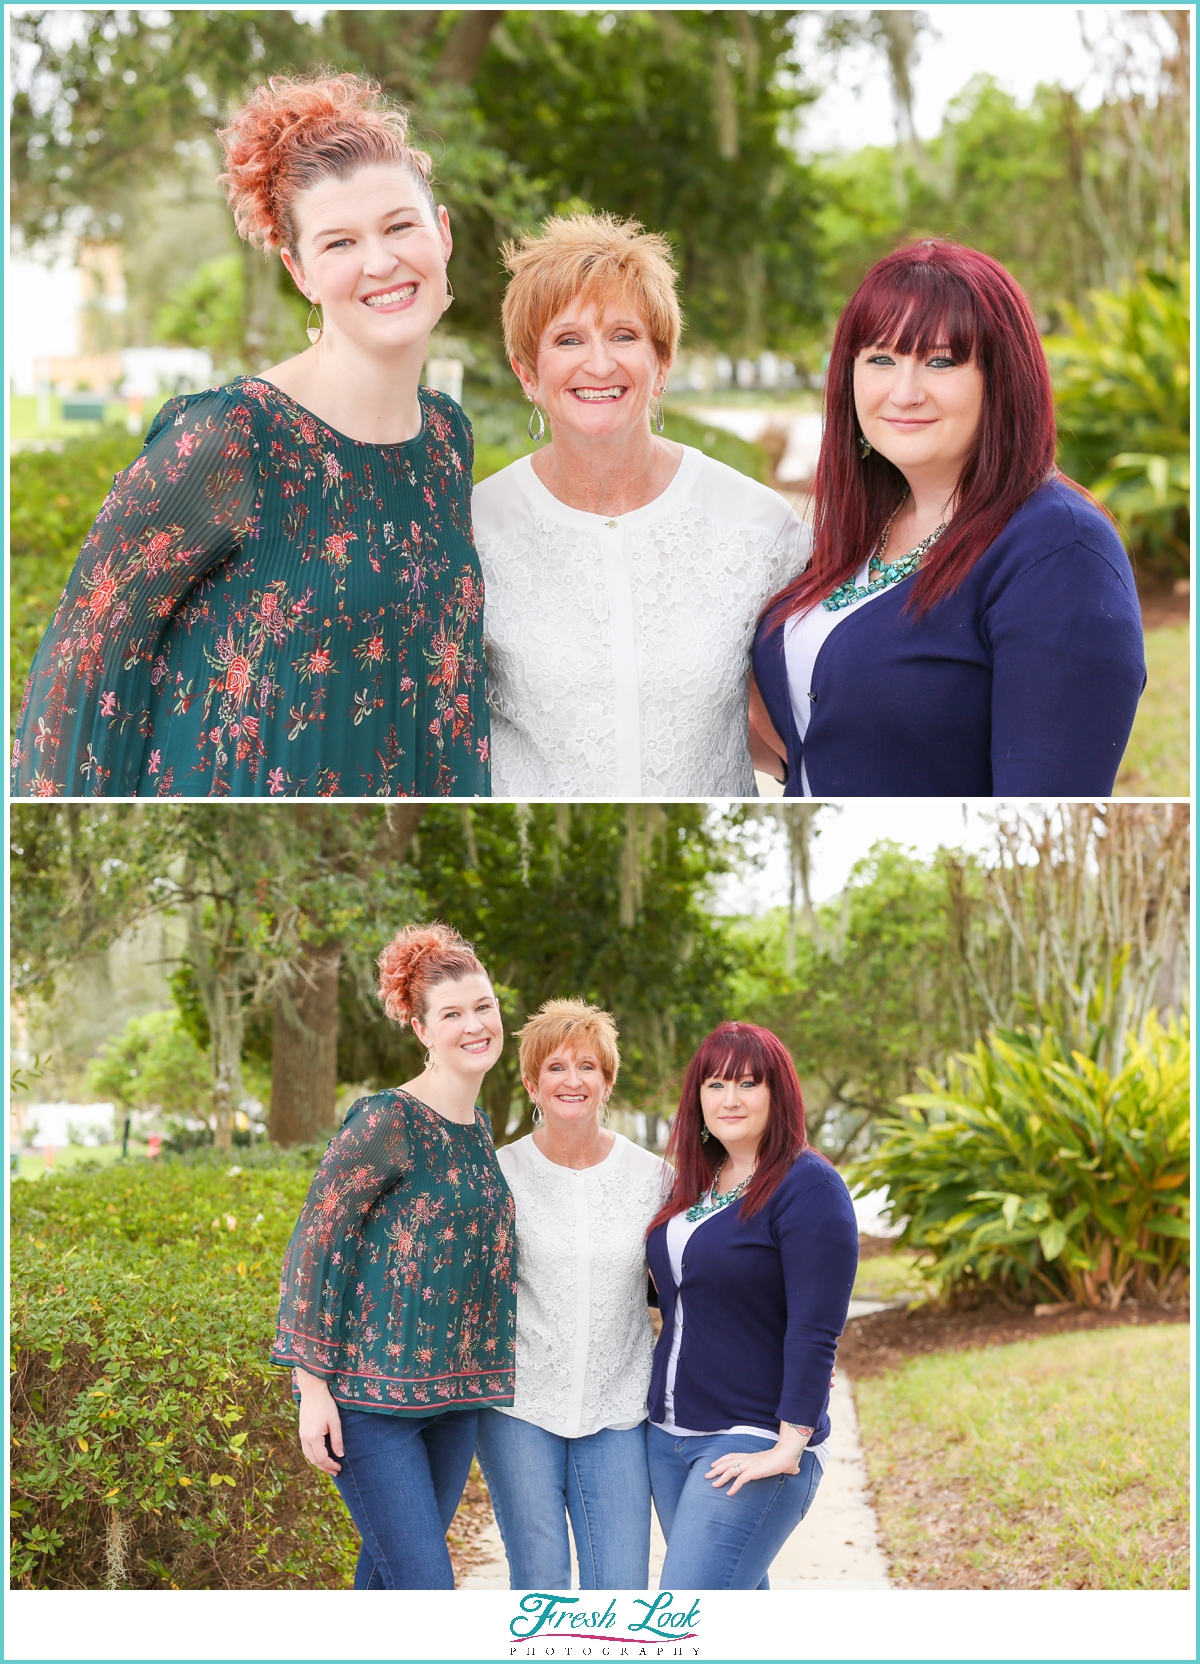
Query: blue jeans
[[647, 1425, 823, 1590], [475, 1409, 652, 1589], [332, 1405, 478, 1589]]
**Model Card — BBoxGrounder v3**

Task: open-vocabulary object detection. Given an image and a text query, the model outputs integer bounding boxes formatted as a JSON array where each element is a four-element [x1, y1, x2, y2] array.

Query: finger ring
[[732, 1461, 742, 1473]]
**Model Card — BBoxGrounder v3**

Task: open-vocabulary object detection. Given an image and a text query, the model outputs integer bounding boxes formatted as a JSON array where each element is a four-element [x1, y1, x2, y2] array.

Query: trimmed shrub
[[848, 1015, 1190, 1311], [10, 1155, 358, 1589]]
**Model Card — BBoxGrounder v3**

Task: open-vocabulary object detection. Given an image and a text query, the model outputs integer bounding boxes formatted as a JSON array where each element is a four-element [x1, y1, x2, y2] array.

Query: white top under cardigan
[[472, 448, 810, 797], [495, 1132, 671, 1439], [782, 560, 884, 797]]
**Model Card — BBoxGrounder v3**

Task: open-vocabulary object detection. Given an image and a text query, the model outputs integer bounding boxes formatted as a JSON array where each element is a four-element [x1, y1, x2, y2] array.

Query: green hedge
[[848, 1015, 1190, 1311], [10, 1154, 358, 1589]]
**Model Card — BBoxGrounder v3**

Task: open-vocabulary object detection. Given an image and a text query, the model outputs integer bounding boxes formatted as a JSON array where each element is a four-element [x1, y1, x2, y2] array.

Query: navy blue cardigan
[[646, 1150, 858, 1446], [751, 480, 1145, 797]]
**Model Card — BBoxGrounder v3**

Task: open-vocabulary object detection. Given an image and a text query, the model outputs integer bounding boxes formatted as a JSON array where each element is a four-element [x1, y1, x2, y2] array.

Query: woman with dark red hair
[[750, 239, 1145, 796], [645, 1023, 858, 1589]]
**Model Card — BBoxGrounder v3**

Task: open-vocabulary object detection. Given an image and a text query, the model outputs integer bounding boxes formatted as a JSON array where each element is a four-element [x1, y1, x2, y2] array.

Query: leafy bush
[[85, 1011, 212, 1122], [10, 1155, 358, 1589], [848, 1015, 1189, 1311], [1048, 263, 1190, 583]]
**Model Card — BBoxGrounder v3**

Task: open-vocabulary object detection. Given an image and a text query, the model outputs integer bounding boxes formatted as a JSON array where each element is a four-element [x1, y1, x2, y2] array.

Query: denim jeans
[[475, 1409, 652, 1589], [332, 1405, 478, 1589], [647, 1424, 823, 1590]]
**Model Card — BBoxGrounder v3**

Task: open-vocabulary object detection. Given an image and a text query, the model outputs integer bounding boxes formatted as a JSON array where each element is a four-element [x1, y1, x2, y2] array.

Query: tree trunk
[[208, 956, 246, 1153], [269, 942, 343, 1147]]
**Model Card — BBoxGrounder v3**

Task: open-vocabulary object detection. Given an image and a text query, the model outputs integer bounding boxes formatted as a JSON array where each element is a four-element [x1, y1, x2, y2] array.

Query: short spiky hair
[[516, 999, 621, 1089], [500, 213, 682, 375]]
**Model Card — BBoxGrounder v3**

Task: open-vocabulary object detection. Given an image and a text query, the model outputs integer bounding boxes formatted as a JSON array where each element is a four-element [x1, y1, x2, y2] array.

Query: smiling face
[[699, 1066, 772, 1165], [525, 1047, 610, 1131], [411, 972, 503, 1081], [514, 297, 668, 444], [853, 340, 984, 488], [280, 162, 452, 357]]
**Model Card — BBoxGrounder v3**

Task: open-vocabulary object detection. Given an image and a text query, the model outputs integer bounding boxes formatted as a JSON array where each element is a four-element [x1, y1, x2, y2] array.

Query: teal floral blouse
[[271, 1089, 516, 1414], [11, 378, 490, 798]]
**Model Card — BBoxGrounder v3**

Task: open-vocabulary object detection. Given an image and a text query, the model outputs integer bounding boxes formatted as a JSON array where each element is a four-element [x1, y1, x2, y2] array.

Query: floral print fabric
[[11, 378, 490, 797], [271, 1089, 516, 1414]]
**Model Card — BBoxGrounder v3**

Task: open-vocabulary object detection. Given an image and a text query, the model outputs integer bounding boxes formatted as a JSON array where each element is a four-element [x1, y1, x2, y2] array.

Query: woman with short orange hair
[[473, 213, 809, 797], [474, 999, 670, 1589]]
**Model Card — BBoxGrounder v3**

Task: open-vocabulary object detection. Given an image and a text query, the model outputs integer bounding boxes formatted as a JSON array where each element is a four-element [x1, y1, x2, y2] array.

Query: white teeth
[[364, 285, 416, 307], [572, 388, 624, 401]]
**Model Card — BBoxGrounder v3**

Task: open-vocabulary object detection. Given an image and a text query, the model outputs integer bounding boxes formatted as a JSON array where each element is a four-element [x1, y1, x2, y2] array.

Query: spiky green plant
[[1048, 262, 1190, 582], [848, 1013, 1189, 1310]]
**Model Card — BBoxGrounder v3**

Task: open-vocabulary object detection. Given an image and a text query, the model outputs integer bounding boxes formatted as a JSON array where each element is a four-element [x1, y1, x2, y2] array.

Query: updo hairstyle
[[217, 72, 436, 255], [377, 922, 487, 1028], [517, 999, 621, 1089]]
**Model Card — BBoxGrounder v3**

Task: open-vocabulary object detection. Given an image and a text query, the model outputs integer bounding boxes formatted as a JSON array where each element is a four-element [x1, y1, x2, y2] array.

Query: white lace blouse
[[472, 448, 810, 797], [494, 1132, 671, 1439]]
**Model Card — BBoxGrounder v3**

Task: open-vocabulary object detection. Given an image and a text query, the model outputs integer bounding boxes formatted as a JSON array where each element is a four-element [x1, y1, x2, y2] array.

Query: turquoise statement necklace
[[821, 501, 948, 613], [686, 1159, 754, 1222]]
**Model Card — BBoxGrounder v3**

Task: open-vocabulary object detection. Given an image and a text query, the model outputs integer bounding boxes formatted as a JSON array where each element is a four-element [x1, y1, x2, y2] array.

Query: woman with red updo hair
[[13, 73, 489, 799], [749, 239, 1144, 797], [272, 922, 515, 1588]]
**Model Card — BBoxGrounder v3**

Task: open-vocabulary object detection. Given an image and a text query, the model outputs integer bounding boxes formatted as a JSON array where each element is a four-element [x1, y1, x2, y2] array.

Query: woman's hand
[[705, 1421, 813, 1497], [296, 1368, 344, 1476]]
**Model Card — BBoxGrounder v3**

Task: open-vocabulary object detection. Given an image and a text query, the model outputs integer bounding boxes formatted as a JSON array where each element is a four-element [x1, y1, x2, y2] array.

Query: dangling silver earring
[[530, 1099, 544, 1127], [424, 1050, 434, 1072], [305, 302, 323, 345], [442, 278, 455, 314], [860, 433, 873, 459], [602, 1098, 611, 1124], [527, 404, 546, 443], [651, 394, 665, 434]]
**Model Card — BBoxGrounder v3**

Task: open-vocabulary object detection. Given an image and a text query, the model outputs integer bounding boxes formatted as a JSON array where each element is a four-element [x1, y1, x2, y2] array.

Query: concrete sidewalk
[[459, 1371, 890, 1591]]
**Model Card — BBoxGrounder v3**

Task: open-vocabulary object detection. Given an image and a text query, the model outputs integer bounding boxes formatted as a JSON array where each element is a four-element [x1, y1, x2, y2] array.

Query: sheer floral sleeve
[[271, 1095, 411, 1381], [10, 390, 264, 797]]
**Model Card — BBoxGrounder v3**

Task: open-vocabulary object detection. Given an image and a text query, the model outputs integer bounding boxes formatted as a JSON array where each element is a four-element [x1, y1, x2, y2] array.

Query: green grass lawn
[[853, 1248, 927, 1303], [11, 1142, 150, 1181], [1116, 623, 1191, 797], [855, 1324, 1190, 1589]]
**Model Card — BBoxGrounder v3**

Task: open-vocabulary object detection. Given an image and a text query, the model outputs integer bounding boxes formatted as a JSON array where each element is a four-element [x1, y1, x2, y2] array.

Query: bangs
[[695, 1025, 771, 1084], [848, 265, 981, 363]]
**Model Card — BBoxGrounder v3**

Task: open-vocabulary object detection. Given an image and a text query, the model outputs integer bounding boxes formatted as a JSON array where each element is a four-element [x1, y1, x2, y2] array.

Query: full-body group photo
[[5, 6, 1192, 1664]]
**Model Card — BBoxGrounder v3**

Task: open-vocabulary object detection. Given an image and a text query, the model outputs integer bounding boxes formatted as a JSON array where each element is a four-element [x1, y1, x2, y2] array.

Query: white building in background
[[15, 1102, 116, 1150]]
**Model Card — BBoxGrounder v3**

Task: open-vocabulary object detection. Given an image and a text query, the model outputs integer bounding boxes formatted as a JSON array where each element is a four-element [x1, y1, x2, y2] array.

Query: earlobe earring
[[527, 402, 546, 443], [859, 433, 873, 459], [700, 1125, 710, 1144], [651, 393, 665, 434], [442, 278, 455, 314], [305, 302, 323, 345], [530, 1099, 544, 1127]]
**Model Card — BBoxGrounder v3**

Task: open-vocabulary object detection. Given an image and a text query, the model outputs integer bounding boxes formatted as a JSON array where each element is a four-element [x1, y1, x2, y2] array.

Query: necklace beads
[[821, 516, 947, 613], [685, 1159, 754, 1222]]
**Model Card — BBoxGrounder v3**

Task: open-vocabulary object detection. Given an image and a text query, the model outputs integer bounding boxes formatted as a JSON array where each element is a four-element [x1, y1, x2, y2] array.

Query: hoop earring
[[305, 303, 323, 346], [530, 1099, 544, 1127], [527, 404, 546, 443], [859, 434, 873, 459], [424, 1050, 434, 1071], [442, 278, 455, 314], [651, 395, 665, 435]]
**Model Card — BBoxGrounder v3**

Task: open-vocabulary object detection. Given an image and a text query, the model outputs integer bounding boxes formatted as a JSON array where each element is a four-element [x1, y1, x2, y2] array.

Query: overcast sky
[[713, 799, 1010, 915]]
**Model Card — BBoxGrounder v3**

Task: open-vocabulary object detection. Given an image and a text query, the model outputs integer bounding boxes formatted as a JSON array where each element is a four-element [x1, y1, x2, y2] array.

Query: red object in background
[[147, 1135, 162, 1159]]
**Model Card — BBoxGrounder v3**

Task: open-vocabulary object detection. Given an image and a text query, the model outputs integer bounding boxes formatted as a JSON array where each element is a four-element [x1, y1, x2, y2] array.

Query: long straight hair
[[762, 239, 1062, 627], [647, 1022, 809, 1234]]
